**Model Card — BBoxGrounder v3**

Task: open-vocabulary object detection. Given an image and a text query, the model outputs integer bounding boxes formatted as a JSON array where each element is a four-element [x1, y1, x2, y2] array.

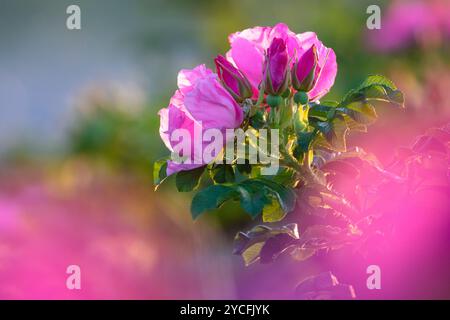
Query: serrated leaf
[[190, 177, 297, 220], [260, 233, 296, 263], [337, 101, 377, 125], [342, 115, 367, 132], [340, 75, 404, 109], [308, 104, 334, 121], [210, 164, 235, 184], [319, 100, 339, 107], [236, 178, 297, 218], [236, 184, 272, 217], [292, 130, 316, 162], [269, 167, 297, 186], [175, 166, 206, 192], [262, 196, 286, 222], [358, 74, 397, 90], [250, 110, 266, 129], [254, 178, 297, 214], [190, 185, 238, 219], [242, 242, 265, 266], [233, 224, 299, 265], [314, 118, 348, 152], [296, 131, 316, 153], [329, 118, 348, 152]]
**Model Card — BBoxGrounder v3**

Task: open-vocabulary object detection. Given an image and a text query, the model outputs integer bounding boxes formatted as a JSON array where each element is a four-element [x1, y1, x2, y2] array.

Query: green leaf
[[308, 104, 334, 122], [210, 164, 235, 184], [328, 118, 348, 152], [340, 75, 404, 108], [314, 117, 348, 152], [242, 242, 265, 266], [175, 166, 206, 192], [262, 196, 286, 222], [236, 184, 272, 218], [233, 224, 299, 266], [358, 74, 397, 90], [191, 185, 239, 219], [248, 178, 297, 214], [233, 225, 270, 255], [337, 101, 377, 125], [190, 177, 297, 220], [237, 178, 288, 217], [319, 100, 339, 107], [336, 75, 404, 128], [269, 167, 297, 186], [249, 110, 266, 129], [343, 114, 367, 132], [260, 233, 296, 263], [295, 131, 316, 153], [153, 158, 168, 190]]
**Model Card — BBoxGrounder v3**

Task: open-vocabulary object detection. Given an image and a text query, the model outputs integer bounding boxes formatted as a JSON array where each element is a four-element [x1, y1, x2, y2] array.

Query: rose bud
[[292, 45, 318, 93], [263, 38, 289, 96], [215, 55, 253, 102]]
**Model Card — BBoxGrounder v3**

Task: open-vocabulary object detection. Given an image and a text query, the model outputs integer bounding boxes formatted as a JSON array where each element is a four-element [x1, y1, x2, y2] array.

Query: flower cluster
[[155, 22, 403, 225], [158, 23, 337, 175]]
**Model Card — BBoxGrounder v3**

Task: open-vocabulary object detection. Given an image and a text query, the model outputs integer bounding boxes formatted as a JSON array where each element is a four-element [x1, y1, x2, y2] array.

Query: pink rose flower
[[226, 23, 337, 101], [158, 65, 244, 176]]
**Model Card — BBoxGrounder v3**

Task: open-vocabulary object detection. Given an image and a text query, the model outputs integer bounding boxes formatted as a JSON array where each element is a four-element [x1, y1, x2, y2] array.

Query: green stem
[[256, 85, 265, 106]]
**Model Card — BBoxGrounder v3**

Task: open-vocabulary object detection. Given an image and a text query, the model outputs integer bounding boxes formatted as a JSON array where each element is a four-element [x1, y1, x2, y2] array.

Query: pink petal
[[228, 37, 265, 94], [177, 65, 213, 94], [308, 48, 337, 101], [295, 45, 316, 84], [158, 103, 196, 152], [183, 76, 243, 129], [296, 32, 337, 101]]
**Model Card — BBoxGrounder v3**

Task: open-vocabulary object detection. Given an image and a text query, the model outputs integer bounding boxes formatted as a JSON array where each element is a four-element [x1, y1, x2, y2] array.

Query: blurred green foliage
[[70, 104, 162, 176], [136, 0, 391, 97]]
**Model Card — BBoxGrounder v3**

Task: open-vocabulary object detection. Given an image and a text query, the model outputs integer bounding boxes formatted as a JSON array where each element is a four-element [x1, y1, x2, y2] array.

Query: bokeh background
[[0, 0, 449, 299]]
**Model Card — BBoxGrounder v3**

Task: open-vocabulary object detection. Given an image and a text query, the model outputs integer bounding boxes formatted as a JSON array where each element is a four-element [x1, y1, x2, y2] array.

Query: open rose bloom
[[159, 65, 244, 175]]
